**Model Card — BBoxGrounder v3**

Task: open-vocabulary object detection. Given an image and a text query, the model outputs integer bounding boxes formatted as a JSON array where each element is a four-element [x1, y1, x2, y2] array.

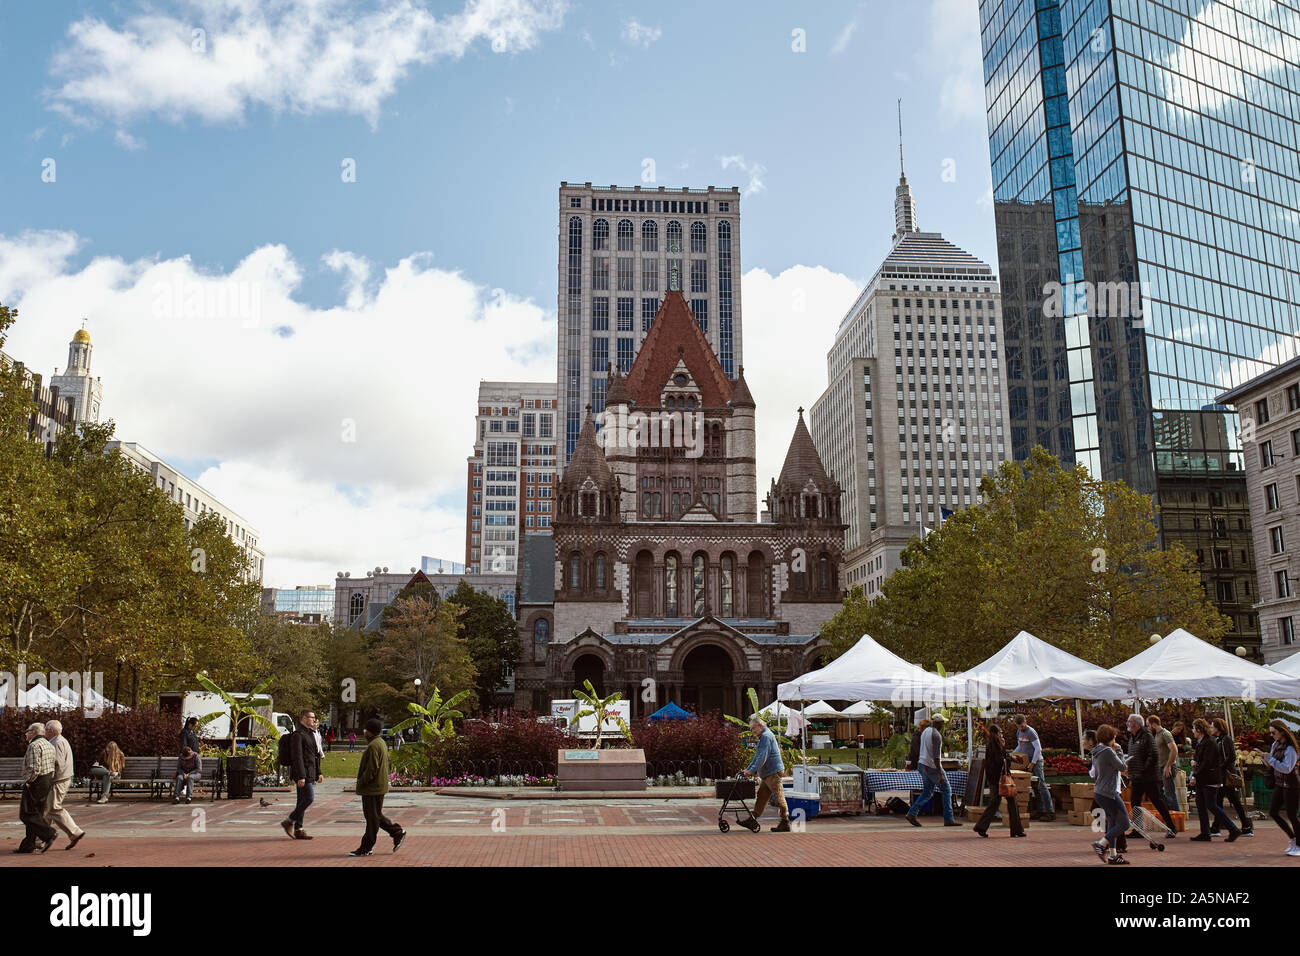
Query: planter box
[[556, 748, 646, 791]]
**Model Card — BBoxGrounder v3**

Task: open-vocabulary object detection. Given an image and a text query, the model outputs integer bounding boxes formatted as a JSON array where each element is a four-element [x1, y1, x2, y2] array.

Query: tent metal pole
[[966, 704, 973, 765], [1076, 699, 1085, 757], [1224, 698, 1234, 742]]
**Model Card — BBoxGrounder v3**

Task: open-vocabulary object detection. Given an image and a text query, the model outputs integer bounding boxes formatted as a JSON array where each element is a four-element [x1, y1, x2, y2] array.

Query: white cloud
[[621, 19, 661, 48], [831, 19, 858, 56], [113, 129, 144, 150], [0, 233, 554, 586], [739, 265, 863, 484], [48, 0, 569, 128], [925, 0, 985, 126], [719, 154, 767, 197]]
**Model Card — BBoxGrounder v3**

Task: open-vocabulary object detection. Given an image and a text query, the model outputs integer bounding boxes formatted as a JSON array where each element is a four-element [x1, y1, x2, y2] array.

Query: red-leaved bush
[[0, 708, 178, 774], [631, 712, 745, 773], [458, 712, 579, 769]]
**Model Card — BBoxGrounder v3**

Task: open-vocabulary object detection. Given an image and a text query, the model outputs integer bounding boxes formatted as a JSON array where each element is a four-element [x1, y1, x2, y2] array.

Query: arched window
[[671, 492, 681, 520], [533, 617, 550, 662], [349, 592, 364, 625], [666, 220, 682, 248], [818, 553, 832, 593], [747, 551, 766, 617], [692, 553, 707, 616], [665, 553, 679, 616], [642, 219, 658, 252], [569, 553, 582, 590], [642, 491, 652, 517], [690, 221, 707, 253], [593, 218, 609, 251], [595, 553, 608, 590], [635, 550, 654, 617], [617, 219, 634, 251], [581, 492, 597, 517], [720, 554, 734, 617]]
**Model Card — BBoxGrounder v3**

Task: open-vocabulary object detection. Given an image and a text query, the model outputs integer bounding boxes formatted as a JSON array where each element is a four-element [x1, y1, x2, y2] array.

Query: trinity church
[[512, 289, 847, 717]]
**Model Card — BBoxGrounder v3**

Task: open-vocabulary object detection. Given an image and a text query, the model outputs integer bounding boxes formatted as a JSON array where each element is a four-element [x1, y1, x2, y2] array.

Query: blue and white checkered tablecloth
[[864, 769, 969, 798]]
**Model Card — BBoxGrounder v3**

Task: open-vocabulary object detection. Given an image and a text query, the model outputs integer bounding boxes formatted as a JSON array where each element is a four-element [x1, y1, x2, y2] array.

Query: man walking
[[1014, 714, 1055, 821], [281, 710, 322, 840], [1148, 715, 1181, 813], [44, 720, 85, 850], [350, 718, 405, 856], [15, 723, 57, 854], [742, 717, 790, 832], [1125, 714, 1177, 838], [906, 713, 962, 828]]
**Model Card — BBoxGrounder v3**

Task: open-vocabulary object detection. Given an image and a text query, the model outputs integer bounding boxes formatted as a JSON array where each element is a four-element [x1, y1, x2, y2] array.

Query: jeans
[[360, 794, 401, 852], [1162, 772, 1180, 812], [754, 772, 789, 822], [1211, 786, 1251, 833], [88, 767, 115, 800], [1270, 786, 1300, 840], [288, 779, 315, 830], [909, 765, 954, 823], [20, 773, 56, 850], [173, 772, 200, 800], [1095, 793, 1129, 845], [1194, 784, 1239, 837], [1029, 760, 1053, 813]]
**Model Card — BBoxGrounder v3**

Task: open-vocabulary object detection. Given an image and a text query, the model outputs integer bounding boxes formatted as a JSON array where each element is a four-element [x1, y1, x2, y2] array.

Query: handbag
[[1226, 768, 1244, 789], [998, 774, 1018, 797]]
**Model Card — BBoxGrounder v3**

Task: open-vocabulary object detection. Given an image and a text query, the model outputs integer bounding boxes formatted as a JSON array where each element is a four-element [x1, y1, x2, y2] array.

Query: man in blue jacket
[[743, 717, 789, 832]]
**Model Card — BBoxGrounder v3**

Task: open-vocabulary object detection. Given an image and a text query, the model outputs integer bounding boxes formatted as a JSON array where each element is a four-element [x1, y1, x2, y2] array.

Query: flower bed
[[389, 771, 556, 788]]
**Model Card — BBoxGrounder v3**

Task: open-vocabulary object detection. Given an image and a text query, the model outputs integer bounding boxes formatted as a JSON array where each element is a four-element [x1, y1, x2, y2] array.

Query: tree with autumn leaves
[[822, 447, 1229, 670]]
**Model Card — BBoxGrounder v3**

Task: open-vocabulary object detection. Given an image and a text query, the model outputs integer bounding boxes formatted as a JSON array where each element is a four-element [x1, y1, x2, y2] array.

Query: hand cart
[[715, 777, 759, 833]]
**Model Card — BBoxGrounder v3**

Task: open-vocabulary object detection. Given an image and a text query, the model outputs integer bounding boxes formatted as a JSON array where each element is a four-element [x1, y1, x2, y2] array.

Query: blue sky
[[0, 0, 997, 585]]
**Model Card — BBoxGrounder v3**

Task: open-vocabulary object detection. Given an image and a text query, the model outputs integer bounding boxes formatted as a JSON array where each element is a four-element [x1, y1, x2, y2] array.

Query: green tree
[[571, 679, 632, 750], [243, 612, 328, 717], [445, 579, 519, 710], [370, 593, 477, 715], [822, 447, 1229, 670]]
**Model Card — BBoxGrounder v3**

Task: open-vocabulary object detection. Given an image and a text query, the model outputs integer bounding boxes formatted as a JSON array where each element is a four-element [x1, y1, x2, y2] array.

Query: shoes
[[1126, 829, 1140, 839], [66, 832, 84, 851], [281, 820, 295, 840], [96, 798, 108, 805], [1107, 855, 1130, 865], [1092, 841, 1108, 862], [173, 797, 181, 804], [1190, 834, 1212, 842], [392, 829, 406, 852], [1011, 832, 1027, 838], [770, 821, 791, 833], [1226, 830, 1241, 843], [1039, 813, 1056, 822], [1166, 830, 1177, 838], [1241, 829, 1253, 837], [12, 846, 34, 854], [348, 849, 372, 857], [40, 836, 57, 853], [744, 818, 761, 833], [974, 829, 988, 838], [294, 830, 312, 840], [1286, 845, 1300, 857], [905, 814, 921, 828], [1288, 840, 1297, 855], [185, 797, 192, 804], [944, 820, 964, 827]]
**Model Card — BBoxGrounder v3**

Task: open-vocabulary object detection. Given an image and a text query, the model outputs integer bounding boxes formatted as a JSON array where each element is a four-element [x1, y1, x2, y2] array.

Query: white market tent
[[1268, 650, 1300, 678], [803, 700, 844, 719], [955, 630, 1138, 702], [1110, 628, 1300, 700], [840, 701, 877, 718], [777, 634, 958, 704]]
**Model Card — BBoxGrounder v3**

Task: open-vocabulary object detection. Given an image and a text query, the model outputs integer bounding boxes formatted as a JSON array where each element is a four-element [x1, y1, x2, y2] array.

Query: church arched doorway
[[572, 654, 606, 697], [680, 644, 733, 716]]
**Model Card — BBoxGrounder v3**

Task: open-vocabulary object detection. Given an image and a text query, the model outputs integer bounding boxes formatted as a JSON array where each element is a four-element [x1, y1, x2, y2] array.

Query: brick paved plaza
[[2, 786, 1293, 867]]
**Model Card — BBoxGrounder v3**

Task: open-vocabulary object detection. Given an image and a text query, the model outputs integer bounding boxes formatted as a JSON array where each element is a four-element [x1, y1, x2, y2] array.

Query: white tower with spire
[[50, 320, 103, 425], [893, 99, 919, 242]]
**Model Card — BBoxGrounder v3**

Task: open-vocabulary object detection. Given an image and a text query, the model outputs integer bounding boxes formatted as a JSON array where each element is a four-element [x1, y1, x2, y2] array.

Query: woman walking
[[1255, 719, 1300, 856], [87, 741, 124, 804], [973, 724, 1026, 838], [1090, 725, 1130, 864], [1208, 718, 1252, 837], [1189, 718, 1241, 842]]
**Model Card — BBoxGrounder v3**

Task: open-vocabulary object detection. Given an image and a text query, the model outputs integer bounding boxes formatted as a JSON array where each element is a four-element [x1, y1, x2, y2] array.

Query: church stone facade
[[513, 290, 846, 717]]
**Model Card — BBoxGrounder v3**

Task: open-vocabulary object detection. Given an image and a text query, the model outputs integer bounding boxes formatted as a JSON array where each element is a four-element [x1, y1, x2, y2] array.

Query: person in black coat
[[1189, 718, 1241, 841], [1124, 714, 1176, 836], [1208, 717, 1252, 836], [973, 724, 1026, 838], [904, 719, 928, 771], [281, 711, 323, 841]]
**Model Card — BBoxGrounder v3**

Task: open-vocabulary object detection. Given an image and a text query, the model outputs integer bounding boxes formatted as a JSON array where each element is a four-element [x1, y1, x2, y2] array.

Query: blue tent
[[647, 702, 695, 722]]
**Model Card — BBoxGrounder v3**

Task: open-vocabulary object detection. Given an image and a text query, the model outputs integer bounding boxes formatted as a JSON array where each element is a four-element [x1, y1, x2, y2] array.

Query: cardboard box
[[1069, 782, 1095, 799], [1067, 809, 1094, 826], [1071, 797, 1095, 813]]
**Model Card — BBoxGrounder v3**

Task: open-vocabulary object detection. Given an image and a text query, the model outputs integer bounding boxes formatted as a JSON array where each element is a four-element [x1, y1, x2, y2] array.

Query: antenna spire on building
[[897, 98, 905, 179]]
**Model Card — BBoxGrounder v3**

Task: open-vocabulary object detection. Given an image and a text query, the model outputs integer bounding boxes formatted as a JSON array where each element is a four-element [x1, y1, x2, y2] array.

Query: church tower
[[50, 323, 103, 425]]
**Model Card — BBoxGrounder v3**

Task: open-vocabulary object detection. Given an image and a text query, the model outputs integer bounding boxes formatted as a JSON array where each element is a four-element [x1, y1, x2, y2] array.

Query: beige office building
[[810, 164, 1009, 596]]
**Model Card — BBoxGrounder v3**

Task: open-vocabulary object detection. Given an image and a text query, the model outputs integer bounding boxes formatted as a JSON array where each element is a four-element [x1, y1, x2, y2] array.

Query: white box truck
[[159, 690, 278, 740], [549, 699, 631, 739]]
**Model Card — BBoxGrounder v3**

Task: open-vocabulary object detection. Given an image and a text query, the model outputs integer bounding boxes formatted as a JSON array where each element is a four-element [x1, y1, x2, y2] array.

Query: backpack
[[277, 732, 294, 768]]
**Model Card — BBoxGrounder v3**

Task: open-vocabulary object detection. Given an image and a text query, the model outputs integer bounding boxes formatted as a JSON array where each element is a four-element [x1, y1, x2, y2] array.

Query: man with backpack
[[280, 710, 322, 841]]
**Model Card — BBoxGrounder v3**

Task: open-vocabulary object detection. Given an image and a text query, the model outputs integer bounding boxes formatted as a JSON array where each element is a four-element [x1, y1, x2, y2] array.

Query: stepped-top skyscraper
[[978, 0, 1298, 652], [810, 140, 1009, 597], [556, 182, 743, 465]]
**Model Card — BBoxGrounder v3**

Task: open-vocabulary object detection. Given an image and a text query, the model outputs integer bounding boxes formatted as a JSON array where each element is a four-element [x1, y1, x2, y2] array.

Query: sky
[[0, 0, 999, 587]]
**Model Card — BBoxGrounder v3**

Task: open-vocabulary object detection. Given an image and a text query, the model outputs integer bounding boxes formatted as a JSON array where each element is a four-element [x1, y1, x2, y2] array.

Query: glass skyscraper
[[979, 0, 1299, 652]]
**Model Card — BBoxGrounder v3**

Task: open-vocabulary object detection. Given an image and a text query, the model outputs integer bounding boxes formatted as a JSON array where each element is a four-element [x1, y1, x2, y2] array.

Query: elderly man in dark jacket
[[349, 718, 405, 857], [1124, 714, 1177, 838], [281, 711, 323, 841]]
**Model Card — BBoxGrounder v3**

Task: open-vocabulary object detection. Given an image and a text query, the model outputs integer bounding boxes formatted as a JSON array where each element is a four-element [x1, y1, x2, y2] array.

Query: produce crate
[[966, 805, 1029, 827], [1070, 797, 1095, 813], [1067, 809, 1094, 826], [1069, 782, 1095, 799]]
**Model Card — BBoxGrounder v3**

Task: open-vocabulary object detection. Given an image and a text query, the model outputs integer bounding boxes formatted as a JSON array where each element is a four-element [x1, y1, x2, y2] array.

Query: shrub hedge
[[0, 708, 178, 774]]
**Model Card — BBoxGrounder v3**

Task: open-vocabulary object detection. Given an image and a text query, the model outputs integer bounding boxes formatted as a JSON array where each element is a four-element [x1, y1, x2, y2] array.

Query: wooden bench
[[154, 757, 225, 802], [85, 756, 161, 800], [0, 757, 25, 799]]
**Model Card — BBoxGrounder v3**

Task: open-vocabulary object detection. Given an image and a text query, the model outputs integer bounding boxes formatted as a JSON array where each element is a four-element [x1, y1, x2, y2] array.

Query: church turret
[[50, 322, 103, 425], [726, 366, 757, 521], [557, 406, 620, 523], [767, 408, 842, 525]]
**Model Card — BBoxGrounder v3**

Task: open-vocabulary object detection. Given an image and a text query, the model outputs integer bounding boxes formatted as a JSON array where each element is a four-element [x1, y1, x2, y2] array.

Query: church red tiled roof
[[623, 291, 735, 408]]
